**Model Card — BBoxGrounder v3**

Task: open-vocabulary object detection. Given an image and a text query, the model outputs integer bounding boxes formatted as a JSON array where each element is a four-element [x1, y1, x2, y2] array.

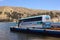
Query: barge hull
[[10, 27, 60, 37]]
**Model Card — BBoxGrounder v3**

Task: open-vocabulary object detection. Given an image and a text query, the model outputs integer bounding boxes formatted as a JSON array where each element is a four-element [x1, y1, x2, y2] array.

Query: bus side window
[[37, 22, 42, 24]]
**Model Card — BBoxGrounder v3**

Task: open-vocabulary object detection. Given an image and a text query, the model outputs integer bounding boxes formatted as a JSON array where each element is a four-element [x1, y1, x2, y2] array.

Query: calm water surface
[[0, 22, 60, 40]]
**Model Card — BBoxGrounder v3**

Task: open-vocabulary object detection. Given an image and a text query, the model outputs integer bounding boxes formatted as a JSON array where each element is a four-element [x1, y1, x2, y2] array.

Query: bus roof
[[18, 15, 50, 20]]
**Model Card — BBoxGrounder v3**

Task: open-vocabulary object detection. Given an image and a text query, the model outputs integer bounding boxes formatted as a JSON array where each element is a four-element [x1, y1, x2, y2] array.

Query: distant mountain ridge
[[0, 6, 60, 22]]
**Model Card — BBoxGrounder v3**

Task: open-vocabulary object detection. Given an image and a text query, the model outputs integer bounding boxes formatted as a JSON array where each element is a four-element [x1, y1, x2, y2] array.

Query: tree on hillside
[[30, 14, 37, 16], [49, 11, 54, 18], [5, 12, 12, 21], [37, 12, 48, 15], [11, 11, 22, 19], [0, 11, 2, 14], [37, 13, 42, 15], [45, 12, 49, 15], [5, 11, 23, 21]]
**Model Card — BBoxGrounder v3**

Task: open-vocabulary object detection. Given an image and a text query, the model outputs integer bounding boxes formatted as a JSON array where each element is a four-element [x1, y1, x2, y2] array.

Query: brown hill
[[0, 6, 60, 22]]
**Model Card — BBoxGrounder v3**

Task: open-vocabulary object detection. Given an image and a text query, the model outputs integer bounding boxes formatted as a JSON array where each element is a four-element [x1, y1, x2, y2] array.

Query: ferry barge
[[10, 15, 60, 36]]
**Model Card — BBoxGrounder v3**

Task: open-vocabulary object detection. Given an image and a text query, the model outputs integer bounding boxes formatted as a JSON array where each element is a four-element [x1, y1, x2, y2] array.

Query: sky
[[0, 0, 60, 10]]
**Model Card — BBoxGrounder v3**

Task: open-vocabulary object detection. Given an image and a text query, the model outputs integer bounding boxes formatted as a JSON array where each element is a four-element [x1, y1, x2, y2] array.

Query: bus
[[18, 15, 51, 29]]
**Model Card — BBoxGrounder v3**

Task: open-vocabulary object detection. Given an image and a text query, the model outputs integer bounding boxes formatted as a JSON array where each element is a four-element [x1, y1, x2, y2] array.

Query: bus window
[[37, 21, 43, 24], [23, 17, 42, 22]]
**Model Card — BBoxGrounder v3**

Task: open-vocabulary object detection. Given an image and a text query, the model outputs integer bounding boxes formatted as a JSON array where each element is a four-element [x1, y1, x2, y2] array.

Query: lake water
[[0, 22, 60, 40]]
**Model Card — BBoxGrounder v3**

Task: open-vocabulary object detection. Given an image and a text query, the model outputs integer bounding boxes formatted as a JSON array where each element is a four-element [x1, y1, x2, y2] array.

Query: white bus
[[18, 15, 51, 29]]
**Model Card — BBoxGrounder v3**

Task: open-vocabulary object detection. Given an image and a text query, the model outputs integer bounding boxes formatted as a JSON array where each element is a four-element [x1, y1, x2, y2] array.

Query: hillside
[[0, 6, 60, 22]]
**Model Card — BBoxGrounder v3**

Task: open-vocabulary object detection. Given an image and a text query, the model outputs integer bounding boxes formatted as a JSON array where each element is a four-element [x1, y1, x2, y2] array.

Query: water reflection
[[0, 22, 60, 40], [9, 32, 60, 40]]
